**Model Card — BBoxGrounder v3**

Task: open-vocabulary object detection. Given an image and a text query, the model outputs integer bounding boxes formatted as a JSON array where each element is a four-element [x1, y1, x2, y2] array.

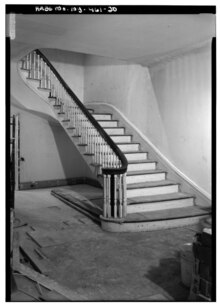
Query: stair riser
[[57, 112, 65, 118], [93, 114, 112, 120], [126, 173, 166, 184], [20, 67, 29, 77], [127, 198, 194, 214], [98, 121, 118, 127], [67, 131, 79, 138], [128, 163, 155, 171], [104, 128, 125, 135], [125, 153, 148, 161], [61, 121, 71, 127], [127, 185, 179, 198], [53, 107, 62, 115], [110, 136, 132, 143], [118, 144, 139, 152], [101, 215, 208, 232]]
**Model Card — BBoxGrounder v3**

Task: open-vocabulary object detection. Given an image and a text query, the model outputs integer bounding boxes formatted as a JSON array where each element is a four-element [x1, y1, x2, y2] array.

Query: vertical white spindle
[[33, 52, 36, 78], [101, 140, 105, 168], [29, 53, 32, 77], [81, 113, 84, 143], [99, 137, 102, 170], [57, 81, 60, 103], [72, 105, 76, 130], [28, 53, 32, 78], [107, 175, 111, 217], [93, 130, 97, 163], [26, 55, 28, 69], [103, 175, 107, 217], [118, 174, 123, 218], [122, 173, 127, 217], [44, 62, 47, 88], [103, 143, 106, 168], [76, 107, 79, 135], [87, 125, 91, 153], [85, 122, 88, 153], [37, 54, 40, 79], [48, 67, 51, 90], [114, 175, 117, 218], [40, 58, 43, 86]]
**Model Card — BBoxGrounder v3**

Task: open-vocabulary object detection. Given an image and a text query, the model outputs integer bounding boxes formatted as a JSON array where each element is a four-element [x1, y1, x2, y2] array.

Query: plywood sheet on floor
[[28, 228, 79, 247], [53, 184, 103, 200], [51, 186, 103, 215]]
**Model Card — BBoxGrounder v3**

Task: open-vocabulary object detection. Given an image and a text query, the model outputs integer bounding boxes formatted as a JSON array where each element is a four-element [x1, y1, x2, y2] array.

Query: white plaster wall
[[84, 48, 211, 195], [40, 48, 85, 102], [84, 55, 163, 139], [11, 105, 93, 183], [84, 55, 169, 151], [149, 47, 211, 195]]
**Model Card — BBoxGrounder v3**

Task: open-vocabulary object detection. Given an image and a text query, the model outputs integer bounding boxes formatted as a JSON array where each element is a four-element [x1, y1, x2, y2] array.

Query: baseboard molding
[[19, 177, 102, 190], [87, 102, 211, 203]]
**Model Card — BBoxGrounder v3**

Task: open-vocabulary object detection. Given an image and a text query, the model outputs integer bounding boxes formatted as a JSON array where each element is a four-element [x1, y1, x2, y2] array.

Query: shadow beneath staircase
[[48, 121, 94, 179]]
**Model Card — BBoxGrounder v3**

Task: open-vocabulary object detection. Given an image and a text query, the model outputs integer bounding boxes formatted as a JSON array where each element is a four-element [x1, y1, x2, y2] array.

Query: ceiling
[[12, 14, 215, 65]]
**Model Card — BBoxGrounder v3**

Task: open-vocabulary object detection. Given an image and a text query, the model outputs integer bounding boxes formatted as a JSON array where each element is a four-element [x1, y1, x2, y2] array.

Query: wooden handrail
[[35, 49, 128, 175]]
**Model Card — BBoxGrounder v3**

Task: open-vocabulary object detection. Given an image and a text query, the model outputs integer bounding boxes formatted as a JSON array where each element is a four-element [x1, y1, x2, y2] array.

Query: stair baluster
[[114, 175, 117, 218], [37, 54, 40, 79], [122, 174, 127, 216], [48, 66, 51, 90], [28, 53, 32, 78], [103, 175, 107, 217], [33, 51, 36, 79], [107, 174, 111, 217], [118, 174, 123, 218]]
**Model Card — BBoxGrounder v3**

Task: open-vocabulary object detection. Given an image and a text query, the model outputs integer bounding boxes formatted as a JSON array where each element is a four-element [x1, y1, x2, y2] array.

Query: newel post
[[103, 172, 127, 220]]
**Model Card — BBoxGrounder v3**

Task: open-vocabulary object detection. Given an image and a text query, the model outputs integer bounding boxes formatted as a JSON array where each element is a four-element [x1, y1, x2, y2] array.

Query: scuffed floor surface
[[12, 184, 199, 301]]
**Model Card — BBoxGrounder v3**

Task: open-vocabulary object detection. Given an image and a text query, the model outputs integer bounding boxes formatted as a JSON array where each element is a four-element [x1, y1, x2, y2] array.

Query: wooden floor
[[11, 184, 202, 301]]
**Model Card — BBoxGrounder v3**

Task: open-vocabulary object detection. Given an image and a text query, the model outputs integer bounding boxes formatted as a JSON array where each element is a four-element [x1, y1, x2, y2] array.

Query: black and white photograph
[[6, 3, 216, 302]]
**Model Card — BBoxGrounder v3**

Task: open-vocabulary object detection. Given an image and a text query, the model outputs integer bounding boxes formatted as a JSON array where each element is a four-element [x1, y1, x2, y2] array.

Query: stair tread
[[20, 67, 30, 71], [104, 127, 124, 129], [110, 134, 131, 137], [92, 113, 112, 116], [127, 192, 194, 205], [127, 169, 164, 176], [127, 180, 178, 189], [117, 142, 139, 145], [125, 205, 211, 223], [125, 151, 148, 155], [97, 119, 118, 122], [26, 77, 40, 81], [37, 87, 51, 91], [128, 160, 154, 164]]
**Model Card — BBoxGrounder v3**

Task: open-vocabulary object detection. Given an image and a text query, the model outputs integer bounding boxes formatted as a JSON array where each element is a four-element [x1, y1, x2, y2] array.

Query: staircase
[[18, 49, 211, 232]]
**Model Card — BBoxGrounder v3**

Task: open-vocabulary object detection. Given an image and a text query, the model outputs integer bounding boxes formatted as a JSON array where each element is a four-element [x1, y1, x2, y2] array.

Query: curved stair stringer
[[17, 62, 102, 187], [11, 60, 56, 119], [86, 102, 211, 208]]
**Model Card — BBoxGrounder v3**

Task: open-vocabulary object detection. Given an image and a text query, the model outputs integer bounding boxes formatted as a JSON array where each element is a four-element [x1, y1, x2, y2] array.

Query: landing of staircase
[[51, 184, 210, 233]]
